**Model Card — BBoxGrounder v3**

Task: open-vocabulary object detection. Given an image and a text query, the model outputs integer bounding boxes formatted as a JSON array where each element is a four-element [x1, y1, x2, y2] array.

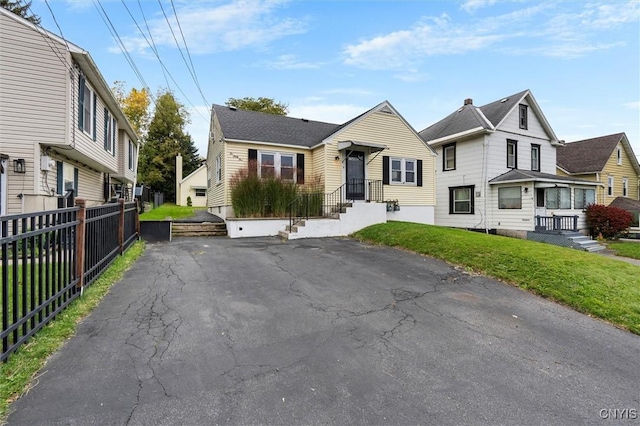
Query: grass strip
[[139, 203, 204, 221], [0, 241, 145, 422], [607, 241, 640, 260], [353, 222, 640, 335]]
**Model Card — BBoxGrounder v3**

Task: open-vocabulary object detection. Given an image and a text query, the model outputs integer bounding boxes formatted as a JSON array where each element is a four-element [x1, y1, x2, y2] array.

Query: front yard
[[354, 222, 640, 335]]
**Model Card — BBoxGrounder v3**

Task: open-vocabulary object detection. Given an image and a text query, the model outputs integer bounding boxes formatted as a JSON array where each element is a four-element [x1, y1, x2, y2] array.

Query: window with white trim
[[443, 143, 456, 171], [617, 147, 622, 165], [574, 188, 595, 209], [607, 176, 614, 196], [623, 177, 628, 197], [215, 154, 222, 184], [449, 186, 474, 214], [194, 188, 206, 197], [104, 110, 116, 155], [78, 76, 95, 138], [258, 151, 296, 181], [390, 157, 416, 185], [531, 144, 540, 171], [545, 187, 570, 209], [519, 104, 528, 130], [498, 186, 522, 209], [128, 140, 135, 170], [507, 139, 517, 169]]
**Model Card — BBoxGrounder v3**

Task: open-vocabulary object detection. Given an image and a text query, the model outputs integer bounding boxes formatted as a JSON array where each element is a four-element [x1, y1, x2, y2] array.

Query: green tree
[[138, 90, 200, 201], [1, 0, 40, 24], [112, 81, 151, 139], [226, 96, 288, 115]]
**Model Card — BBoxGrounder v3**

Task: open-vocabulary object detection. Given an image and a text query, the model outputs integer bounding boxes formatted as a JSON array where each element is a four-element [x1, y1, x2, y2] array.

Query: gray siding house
[[0, 8, 139, 216]]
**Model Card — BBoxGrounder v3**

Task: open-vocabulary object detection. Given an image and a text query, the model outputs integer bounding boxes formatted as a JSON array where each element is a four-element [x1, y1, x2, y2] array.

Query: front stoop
[[527, 230, 606, 252], [172, 222, 228, 237]]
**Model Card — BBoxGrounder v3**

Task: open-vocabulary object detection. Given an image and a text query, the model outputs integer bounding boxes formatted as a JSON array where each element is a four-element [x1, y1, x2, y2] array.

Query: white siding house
[[0, 8, 139, 216], [420, 90, 599, 237]]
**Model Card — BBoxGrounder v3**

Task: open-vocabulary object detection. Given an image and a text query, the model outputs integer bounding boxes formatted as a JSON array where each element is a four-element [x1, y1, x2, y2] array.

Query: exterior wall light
[[14, 159, 26, 173]]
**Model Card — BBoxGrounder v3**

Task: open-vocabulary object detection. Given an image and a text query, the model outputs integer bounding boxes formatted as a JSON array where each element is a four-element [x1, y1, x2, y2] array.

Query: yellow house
[[556, 133, 640, 205], [205, 101, 437, 237]]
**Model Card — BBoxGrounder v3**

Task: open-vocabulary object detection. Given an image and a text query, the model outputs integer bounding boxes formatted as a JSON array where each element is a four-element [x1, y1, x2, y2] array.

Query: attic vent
[[301, 118, 309, 122], [457, 107, 464, 113], [379, 105, 394, 114], [500, 98, 508, 103], [229, 106, 237, 111]]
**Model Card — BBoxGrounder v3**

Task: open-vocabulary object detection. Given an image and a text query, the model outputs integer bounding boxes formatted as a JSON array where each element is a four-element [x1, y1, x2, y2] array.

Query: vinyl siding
[[497, 98, 549, 141], [311, 145, 326, 189], [325, 110, 436, 206], [602, 143, 640, 203], [178, 166, 207, 207], [206, 114, 225, 208], [0, 12, 69, 214], [491, 184, 535, 231]]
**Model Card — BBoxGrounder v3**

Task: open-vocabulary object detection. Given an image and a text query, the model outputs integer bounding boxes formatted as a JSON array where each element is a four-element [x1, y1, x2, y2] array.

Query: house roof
[[609, 197, 640, 212], [556, 133, 640, 175], [212, 104, 340, 148], [489, 169, 598, 186], [419, 89, 559, 146]]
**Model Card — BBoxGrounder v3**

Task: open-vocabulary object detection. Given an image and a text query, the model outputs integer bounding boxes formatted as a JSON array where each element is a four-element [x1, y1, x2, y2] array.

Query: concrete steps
[[528, 230, 606, 252], [563, 232, 606, 252], [172, 222, 227, 237]]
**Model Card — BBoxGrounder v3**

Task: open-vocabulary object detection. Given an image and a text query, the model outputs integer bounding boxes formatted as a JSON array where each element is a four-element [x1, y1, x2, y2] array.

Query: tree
[[112, 81, 151, 139], [226, 97, 288, 115], [137, 90, 199, 201], [1, 0, 40, 24]]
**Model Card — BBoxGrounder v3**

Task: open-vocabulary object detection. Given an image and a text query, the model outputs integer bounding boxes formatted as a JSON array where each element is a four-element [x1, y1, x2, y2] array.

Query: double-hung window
[[507, 140, 518, 169], [104, 109, 116, 155], [390, 157, 416, 185], [623, 178, 628, 197], [443, 143, 456, 171], [617, 147, 622, 165], [215, 154, 222, 184], [128, 140, 134, 170], [531, 144, 540, 171], [546, 187, 570, 209], [519, 104, 528, 129], [607, 176, 614, 196], [574, 188, 595, 209], [259, 151, 296, 181], [78, 76, 96, 139], [449, 186, 474, 214], [498, 186, 522, 209]]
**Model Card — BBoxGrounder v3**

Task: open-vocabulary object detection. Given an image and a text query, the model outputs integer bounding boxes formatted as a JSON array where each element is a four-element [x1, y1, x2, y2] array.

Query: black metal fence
[[288, 179, 384, 229], [1, 199, 139, 362]]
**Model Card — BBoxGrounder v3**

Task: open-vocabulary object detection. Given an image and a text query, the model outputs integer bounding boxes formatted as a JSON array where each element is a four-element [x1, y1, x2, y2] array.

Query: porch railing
[[287, 179, 384, 230], [535, 215, 578, 232], [1, 199, 140, 362]]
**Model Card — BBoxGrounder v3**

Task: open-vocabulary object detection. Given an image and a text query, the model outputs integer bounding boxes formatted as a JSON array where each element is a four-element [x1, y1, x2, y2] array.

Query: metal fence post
[[118, 198, 125, 254], [135, 199, 141, 240], [75, 198, 86, 291]]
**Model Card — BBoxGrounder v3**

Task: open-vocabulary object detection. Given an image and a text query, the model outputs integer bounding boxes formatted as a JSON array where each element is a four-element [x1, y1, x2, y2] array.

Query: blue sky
[[30, 0, 640, 157]]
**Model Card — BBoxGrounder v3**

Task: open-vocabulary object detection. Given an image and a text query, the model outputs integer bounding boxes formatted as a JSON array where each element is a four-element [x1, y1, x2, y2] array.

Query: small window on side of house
[[531, 144, 540, 171], [498, 186, 522, 209], [574, 188, 595, 209], [623, 177, 628, 197], [507, 139, 518, 169], [519, 104, 528, 130], [607, 176, 614, 196], [195, 188, 206, 197], [389, 158, 416, 185], [449, 186, 474, 214], [215, 154, 222, 184], [617, 147, 622, 165], [443, 143, 456, 171]]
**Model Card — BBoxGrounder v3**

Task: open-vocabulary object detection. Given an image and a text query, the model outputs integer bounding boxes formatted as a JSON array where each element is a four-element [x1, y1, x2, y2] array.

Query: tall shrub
[[585, 204, 633, 239], [263, 177, 298, 217], [230, 162, 264, 217]]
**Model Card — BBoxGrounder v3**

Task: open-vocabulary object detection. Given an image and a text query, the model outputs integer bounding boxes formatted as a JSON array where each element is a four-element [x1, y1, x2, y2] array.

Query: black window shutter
[[248, 149, 257, 175], [78, 76, 85, 130], [449, 188, 454, 214], [296, 153, 305, 184], [74, 168, 79, 197], [382, 156, 389, 185], [56, 161, 63, 194], [417, 159, 423, 187], [92, 94, 97, 141]]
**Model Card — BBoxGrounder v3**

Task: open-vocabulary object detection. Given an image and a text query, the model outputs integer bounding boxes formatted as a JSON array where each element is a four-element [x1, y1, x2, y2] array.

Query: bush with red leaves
[[585, 204, 633, 239]]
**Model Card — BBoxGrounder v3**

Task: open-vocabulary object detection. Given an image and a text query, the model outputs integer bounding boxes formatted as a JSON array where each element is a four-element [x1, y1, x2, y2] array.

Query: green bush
[[186, 196, 192, 207], [230, 164, 264, 217], [263, 177, 298, 217]]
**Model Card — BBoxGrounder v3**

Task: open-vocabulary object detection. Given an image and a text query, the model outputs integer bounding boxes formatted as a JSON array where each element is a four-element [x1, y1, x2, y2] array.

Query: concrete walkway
[[7, 237, 640, 425], [173, 209, 224, 223]]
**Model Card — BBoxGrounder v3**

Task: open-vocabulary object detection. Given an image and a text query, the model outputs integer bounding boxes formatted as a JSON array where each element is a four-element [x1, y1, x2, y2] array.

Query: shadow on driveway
[[8, 237, 640, 425]]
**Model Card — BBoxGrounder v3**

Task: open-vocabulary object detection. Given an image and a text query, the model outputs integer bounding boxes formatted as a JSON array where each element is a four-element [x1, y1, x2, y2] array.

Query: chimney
[[464, 98, 473, 106], [176, 154, 183, 205]]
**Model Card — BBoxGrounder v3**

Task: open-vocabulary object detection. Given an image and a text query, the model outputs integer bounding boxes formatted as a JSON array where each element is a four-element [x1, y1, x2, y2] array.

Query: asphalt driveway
[[7, 237, 640, 425]]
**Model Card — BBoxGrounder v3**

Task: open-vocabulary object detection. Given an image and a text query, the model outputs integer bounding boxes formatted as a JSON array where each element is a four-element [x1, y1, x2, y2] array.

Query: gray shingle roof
[[419, 89, 529, 142], [213, 104, 340, 148], [609, 196, 640, 211], [556, 133, 625, 173], [489, 169, 596, 184]]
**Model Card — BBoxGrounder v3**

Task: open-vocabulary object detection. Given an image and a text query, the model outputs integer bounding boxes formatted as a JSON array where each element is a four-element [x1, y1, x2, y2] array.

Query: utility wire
[[169, 0, 210, 107]]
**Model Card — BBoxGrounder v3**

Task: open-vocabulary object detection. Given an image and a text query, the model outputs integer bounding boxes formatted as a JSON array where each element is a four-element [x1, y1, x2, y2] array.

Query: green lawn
[[139, 203, 205, 221], [607, 241, 640, 260], [354, 222, 640, 335], [0, 241, 145, 422]]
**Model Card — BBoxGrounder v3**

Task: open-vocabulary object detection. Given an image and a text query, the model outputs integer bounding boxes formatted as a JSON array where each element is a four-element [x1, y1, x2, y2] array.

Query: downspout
[[596, 172, 601, 203], [483, 134, 489, 233]]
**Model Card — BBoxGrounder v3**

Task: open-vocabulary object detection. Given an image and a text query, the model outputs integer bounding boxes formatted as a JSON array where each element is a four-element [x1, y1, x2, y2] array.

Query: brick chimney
[[464, 98, 473, 106]]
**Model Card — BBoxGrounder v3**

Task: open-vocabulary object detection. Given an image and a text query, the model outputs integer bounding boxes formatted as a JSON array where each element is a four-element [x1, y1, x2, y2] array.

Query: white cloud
[[343, 1, 639, 69], [624, 101, 640, 110], [288, 104, 366, 124], [263, 54, 323, 70], [116, 0, 307, 56], [460, 0, 499, 13]]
